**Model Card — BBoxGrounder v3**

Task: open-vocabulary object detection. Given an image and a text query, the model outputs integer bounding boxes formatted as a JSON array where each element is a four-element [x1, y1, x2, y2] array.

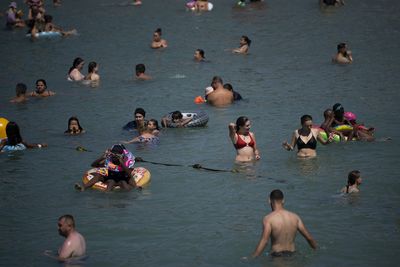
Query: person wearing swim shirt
[[229, 116, 260, 162], [0, 121, 47, 152], [282, 115, 331, 158]]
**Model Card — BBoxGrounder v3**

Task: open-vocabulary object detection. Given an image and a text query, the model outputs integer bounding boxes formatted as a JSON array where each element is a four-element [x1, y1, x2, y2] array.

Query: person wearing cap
[[75, 144, 139, 192], [344, 112, 375, 141], [6, 2, 24, 28], [206, 76, 234, 107], [332, 43, 353, 64]]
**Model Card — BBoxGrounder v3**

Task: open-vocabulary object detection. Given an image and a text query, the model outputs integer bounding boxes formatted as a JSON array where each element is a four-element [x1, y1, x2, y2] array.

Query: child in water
[[64, 117, 85, 135], [341, 170, 362, 194]]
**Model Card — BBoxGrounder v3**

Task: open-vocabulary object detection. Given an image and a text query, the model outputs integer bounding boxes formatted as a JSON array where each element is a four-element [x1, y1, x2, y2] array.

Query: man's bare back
[[251, 190, 317, 258]]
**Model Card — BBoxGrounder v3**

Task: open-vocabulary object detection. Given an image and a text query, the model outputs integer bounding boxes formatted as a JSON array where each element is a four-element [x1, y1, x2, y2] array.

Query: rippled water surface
[[1, 0, 400, 266]]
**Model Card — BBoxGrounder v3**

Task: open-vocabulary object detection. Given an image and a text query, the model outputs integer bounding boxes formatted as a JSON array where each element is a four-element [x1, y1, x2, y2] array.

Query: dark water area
[[0, 0, 399, 266]]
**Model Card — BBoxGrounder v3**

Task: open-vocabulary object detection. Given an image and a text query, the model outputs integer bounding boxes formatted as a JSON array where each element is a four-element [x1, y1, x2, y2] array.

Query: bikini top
[[295, 130, 317, 150], [234, 133, 255, 149]]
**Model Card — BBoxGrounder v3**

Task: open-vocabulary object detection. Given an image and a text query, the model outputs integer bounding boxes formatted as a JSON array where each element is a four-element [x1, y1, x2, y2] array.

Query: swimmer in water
[[320, 0, 344, 7], [133, 0, 142, 5], [64, 117, 85, 135], [249, 189, 317, 258], [332, 43, 353, 64], [44, 214, 86, 262], [123, 108, 147, 131], [162, 111, 192, 128], [44, 14, 77, 36], [194, 0, 209, 11], [30, 79, 56, 97], [10, 83, 29, 103], [151, 28, 168, 49], [122, 122, 159, 144], [232, 35, 251, 54], [341, 170, 362, 193], [229, 116, 260, 162], [135, 64, 152, 80], [282, 114, 332, 158], [68, 57, 85, 81], [75, 144, 139, 192], [0, 121, 47, 152], [206, 76, 234, 107], [84, 61, 100, 87], [194, 49, 206, 62]]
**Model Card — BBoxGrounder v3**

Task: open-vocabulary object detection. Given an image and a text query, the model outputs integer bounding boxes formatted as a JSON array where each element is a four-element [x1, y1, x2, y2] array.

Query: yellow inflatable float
[[0, 117, 9, 140], [82, 167, 151, 191]]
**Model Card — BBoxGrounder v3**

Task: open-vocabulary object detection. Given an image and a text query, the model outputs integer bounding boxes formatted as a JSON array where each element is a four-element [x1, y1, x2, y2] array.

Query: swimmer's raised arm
[[228, 123, 237, 143]]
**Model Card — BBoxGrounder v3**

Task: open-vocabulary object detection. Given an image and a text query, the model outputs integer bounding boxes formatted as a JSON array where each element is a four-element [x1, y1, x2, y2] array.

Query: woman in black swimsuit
[[283, 115, 332, 158]]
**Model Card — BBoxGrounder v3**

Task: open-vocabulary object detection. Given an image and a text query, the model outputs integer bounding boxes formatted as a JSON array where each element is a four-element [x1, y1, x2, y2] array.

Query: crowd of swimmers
[[5, 1, 75, 39], [1, 0, 376, 263]]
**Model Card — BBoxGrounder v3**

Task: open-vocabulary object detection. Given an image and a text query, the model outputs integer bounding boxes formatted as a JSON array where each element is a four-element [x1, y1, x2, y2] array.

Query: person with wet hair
[[341, 170, 362, 193], [332, 42, 353, 64], [64, 117, 85, 135], [151, 28, 168, 49], [44, 214, 86, 262], [249, 189, 317, 258], [10, 83, 29, 103], [0, 121, 47, 152], [68, 57, 85, 81], [233, 35, 251, 54], [31, 79, 55, 97], [135, 64, 152, 80]]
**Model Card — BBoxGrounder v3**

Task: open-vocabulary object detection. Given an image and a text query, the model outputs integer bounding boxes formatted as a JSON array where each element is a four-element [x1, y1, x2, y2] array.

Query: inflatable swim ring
[[163, 111, 209, 128], [82, 167, 151, 191], [26, 31, 62, 38], [334, 125, 353, 132], [0, 117, 9, 140], [319, 131, 341, 143]]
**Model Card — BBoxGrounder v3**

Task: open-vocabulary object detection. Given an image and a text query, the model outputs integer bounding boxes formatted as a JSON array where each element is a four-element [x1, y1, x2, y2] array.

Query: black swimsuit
[[296, 131, 317, 150]]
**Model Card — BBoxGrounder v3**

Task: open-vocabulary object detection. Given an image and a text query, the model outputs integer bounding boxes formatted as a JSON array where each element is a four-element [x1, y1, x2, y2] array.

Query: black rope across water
[[75, 146, 233, 173]]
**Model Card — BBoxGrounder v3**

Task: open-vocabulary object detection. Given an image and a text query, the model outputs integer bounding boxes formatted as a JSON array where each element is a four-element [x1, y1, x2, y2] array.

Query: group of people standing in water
[[1, 0, 376, 263]]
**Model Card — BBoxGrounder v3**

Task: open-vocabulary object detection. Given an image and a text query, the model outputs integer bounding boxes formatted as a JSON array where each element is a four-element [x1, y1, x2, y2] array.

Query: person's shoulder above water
[[332, 43, 353, 64], [206, 76, 234, 107], [151, 28, 168, 49]]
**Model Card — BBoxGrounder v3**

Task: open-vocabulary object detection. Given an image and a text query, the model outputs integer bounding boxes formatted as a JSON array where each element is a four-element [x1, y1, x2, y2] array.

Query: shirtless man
[[45, 215, 86, 262], [135, 64, 152, 80], [251, 189, 317, 258], [206, 76, 234, 107]]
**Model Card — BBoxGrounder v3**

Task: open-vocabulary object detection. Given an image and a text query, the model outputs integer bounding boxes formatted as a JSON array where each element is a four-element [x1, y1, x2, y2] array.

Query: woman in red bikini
[[229, 116, 261, 162]]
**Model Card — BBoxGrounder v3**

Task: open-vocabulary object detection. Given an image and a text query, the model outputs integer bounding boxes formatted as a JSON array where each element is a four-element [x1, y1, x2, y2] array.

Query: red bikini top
[[234, 134, 255, 149]]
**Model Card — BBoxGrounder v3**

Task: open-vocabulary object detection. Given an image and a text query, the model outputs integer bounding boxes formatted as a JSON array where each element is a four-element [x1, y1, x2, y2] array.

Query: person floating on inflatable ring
[[75, 144, 139, 192]]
